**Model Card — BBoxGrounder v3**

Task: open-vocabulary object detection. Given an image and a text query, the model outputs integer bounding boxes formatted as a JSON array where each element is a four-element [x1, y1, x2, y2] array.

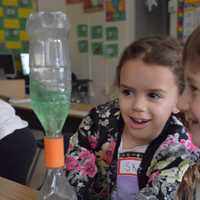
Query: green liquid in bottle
[[30, 79, 71, 137]]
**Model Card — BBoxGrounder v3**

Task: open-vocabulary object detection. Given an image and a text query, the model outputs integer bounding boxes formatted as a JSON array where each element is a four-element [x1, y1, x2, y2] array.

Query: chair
[[0, 79, 26, 99]]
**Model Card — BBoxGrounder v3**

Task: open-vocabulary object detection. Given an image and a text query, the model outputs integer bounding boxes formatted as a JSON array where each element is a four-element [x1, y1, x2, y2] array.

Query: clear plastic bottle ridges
[[39, 168, 77, 200], [26, 11, 77, 200]]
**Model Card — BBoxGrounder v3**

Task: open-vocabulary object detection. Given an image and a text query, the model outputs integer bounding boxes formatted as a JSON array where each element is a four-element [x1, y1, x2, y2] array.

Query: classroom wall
[[36, 0, 169, 105], [37, 0, 134, 104], [38, 0, 66, 12], [66, 2, 132, 104]]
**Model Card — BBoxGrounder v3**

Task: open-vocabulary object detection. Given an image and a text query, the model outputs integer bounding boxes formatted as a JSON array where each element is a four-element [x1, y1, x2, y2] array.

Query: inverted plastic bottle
[[26, 11, 77, 200]]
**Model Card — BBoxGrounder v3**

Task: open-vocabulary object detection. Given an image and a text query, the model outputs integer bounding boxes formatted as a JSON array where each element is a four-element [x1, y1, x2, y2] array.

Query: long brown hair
[[176, 160, 200, 200], [176, 25, 200, 200], [182, 25, 200, 66]]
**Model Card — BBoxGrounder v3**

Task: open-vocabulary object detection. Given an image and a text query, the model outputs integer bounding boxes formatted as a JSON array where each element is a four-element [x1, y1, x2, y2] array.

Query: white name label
[[118, 157, 141, 176]]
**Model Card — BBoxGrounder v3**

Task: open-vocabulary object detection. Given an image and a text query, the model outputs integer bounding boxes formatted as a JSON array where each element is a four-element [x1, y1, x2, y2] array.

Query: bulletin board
[[177, 0, 200, 43], [67, 0, 126, 59], [0, 0, 36, 53]]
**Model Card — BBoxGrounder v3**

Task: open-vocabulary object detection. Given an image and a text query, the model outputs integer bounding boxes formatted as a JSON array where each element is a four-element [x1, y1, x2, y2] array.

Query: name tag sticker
[[118, 157, 141, 176]]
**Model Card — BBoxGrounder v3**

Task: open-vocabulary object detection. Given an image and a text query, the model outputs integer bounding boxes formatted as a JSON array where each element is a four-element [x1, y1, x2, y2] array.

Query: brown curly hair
[[115, 36, 184, 94]]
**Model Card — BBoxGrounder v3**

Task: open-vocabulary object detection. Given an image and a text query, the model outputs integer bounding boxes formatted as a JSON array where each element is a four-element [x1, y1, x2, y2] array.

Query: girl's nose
[[132, 96, 146, 112], [177, 89, 190, 112]]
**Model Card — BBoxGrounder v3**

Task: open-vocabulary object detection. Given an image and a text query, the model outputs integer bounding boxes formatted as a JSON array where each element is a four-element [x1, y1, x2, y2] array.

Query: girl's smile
[[127, 116, 151, 129]]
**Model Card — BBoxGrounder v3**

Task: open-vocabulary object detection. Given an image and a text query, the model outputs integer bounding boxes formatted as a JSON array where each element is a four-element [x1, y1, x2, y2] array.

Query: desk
[[11, 101, 94, 134], [11, 101, 94, 119], [0, 176, 37, 200]]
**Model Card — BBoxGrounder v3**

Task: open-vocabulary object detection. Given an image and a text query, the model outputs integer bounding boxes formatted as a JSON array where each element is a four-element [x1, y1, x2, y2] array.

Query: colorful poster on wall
[[66, 0, 82, 4], [83, 0, 104, 12], [77, 24, 88, 37], [177, 0, 200, 43], [183, 6, 196, 43], [105, 0, 126, 22], [185, 0, 200, 3], [0, 0, 37, 53], [91, 42, 103, 55], [106, 26, 118, 40], [177, 0, 184, 42], [104, 43, 118, 58], [78, 40, 88, 53], [91, 25, 103, 39]]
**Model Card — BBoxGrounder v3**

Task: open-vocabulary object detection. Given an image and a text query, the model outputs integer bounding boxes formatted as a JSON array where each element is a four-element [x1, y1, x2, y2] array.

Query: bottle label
[[44, 136, 64, 168]]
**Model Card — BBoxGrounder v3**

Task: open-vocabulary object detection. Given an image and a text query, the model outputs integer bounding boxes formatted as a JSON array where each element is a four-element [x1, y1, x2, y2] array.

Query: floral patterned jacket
[[65, 99, 200, 200]]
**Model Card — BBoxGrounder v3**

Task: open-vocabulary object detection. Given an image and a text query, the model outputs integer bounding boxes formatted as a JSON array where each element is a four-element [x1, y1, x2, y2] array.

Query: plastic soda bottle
[[27, 11, 77, 200]]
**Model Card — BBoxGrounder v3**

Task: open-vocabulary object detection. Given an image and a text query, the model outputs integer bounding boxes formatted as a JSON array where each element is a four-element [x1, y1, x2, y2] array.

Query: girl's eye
[[148, 92, 162, 100], [120, 89, 133, 96], [189, 84, 198, 93]]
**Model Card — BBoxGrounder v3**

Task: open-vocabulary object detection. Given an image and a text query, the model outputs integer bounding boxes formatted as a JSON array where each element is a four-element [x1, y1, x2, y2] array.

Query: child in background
[[65, 36, 199, 200], [0, 99, 36, 184], [176, 26, 200, 200]]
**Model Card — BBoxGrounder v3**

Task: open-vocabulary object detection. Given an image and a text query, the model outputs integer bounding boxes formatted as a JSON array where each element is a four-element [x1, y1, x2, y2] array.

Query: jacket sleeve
[[135, 140, 199, 200], [65, 107, 99, 199]]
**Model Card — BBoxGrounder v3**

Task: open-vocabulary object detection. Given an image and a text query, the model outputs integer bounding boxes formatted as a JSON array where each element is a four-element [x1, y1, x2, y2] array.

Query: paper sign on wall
[[105, 0, 126, 22], [78, 40, 88, 53], [83, 0, 103, 12], [104, 43, 118, 58], [0, 0, 36, 52], [92, 42, 103, 55], [77, 24, 88, 38], [91, 25, 103, 39], [106, 26, 118, 40]]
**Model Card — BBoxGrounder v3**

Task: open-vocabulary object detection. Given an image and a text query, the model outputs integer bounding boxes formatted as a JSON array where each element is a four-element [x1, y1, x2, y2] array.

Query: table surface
[[10, 100, 94, 118], [0, 177, 37, 200]]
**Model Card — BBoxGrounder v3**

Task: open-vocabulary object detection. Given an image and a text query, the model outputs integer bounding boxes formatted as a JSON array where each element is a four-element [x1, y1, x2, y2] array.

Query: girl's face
[[178, 63, 200, 147], [119, 60, 179, 146]]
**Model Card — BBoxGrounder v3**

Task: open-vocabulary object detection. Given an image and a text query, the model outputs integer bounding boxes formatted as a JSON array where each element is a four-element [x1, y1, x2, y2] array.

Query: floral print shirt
[[65, 99, 200, 200]]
